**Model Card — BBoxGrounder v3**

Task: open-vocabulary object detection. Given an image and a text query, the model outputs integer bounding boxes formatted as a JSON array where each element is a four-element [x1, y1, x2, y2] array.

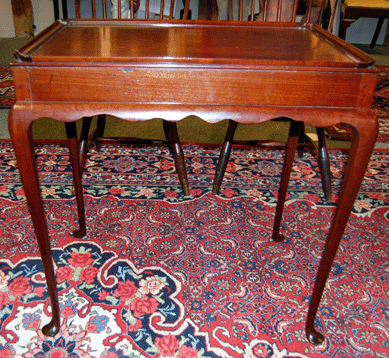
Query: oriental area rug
[[0, 141, 388, 358], [0, 68, 15, 109]]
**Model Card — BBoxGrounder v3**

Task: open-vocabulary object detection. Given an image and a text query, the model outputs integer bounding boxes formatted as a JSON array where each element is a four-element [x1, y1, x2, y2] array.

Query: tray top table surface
[[13, 19, 374, 69]]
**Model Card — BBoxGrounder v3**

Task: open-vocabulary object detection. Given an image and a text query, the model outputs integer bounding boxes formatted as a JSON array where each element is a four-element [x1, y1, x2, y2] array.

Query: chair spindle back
[[74, 0, 189, 20], [227, 0, 326, 24]]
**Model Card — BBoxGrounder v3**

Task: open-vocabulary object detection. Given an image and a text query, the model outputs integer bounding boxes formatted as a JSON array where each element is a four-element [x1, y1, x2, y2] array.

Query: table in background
[[341, 0, 389, 48], [9, 19, 378, 345]]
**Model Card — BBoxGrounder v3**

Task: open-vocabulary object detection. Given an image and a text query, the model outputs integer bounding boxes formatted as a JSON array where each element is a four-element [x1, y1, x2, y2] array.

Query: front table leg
[[305, 114, 378, 344], [273, 114, 377, 344], [8, 107, 60, 336]]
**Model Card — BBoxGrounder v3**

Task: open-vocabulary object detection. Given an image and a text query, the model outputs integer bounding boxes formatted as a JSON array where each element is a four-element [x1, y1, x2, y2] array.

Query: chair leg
[[162, 120, 190, 196], [316, 127, 332, 201], [297, 123, 306, 158], [370, 16, 384, 49], [272, 120, 303, 242], [212, 120, 238, 194], [163, 120, 174, 156], [65, 122, 86, 238], [79, 114, 106, 171], [79, 117, 93, 171], [95, 114, 106, 152], [297, 125, 332, 201]]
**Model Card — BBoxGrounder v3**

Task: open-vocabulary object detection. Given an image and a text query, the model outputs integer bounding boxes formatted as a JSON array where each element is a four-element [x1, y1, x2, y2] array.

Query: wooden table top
[[14, 19, 374, 69], [343, 0, 389, 9]]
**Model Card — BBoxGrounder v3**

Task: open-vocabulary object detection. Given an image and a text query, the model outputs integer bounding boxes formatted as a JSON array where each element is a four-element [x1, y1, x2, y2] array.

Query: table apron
[[11, 102, 375, 129], [21, 67, 375, 109], [343, 7, 389, 20]]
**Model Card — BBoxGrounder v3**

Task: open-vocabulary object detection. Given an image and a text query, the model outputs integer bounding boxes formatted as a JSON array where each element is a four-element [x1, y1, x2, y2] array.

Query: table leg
[[305, 113, 378, 345], [8, 107, 60, 336], [272, 114, 377, 344], [272, 120, 303, 242]]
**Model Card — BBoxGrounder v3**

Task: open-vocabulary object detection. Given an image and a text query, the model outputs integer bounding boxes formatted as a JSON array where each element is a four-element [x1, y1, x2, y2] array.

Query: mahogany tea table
[[8, 19, 378, 345]]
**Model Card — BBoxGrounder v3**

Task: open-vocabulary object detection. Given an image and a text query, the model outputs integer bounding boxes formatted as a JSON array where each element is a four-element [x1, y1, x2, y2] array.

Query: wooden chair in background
[[70, 0, 191, 196], [212, 0, 333, 200]]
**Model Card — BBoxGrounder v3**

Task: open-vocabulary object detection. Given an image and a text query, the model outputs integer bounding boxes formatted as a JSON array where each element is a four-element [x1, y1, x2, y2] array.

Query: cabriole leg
[[8, 107, 60, 336], [305, 113, 378, 345]]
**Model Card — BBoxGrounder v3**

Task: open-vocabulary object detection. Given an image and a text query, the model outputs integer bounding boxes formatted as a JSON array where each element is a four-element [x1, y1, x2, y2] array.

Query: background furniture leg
[[79, 114, 106, 169], [212, 120, 238, 194], [95, 114, 106, 152], [53, 0, 60, 20], [65, 122, 87, 238], [163, 121, 190, 196], [78, 117, 93, 171], [370, 16, 384, 48], [297, 126, 332, 200], [316, 127, 332, 200]]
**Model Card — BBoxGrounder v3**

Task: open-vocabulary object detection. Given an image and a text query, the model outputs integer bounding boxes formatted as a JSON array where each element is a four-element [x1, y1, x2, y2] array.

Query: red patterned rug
[[0, 67, 15, 109], [0, 142, 388, 357]]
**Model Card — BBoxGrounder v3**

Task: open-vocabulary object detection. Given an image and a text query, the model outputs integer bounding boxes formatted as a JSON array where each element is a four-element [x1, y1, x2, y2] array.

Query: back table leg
[[272, 120, 303, 242]]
